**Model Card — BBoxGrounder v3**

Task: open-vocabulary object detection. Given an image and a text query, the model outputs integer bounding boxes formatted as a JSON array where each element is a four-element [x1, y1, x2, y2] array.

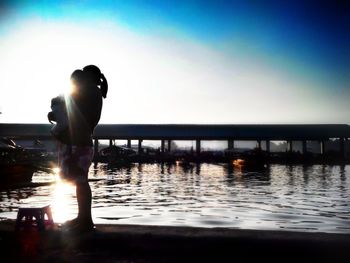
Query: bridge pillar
[[167, 140, 171, 152], [256, 140, 262, 150], [109, 139, 113, 147], [94, 138, 99, 160], [320, 140, 326, 155], [302, 140, 307, 154], [287, 140, 293, 152], [196, 140, 201, 156], [138, 140, 143, 154], [161, 140, 165, 153], [127, 139, 131, 148], [340, 138, 345, 158], [227, 140, 234, 151], [265, 140, 270, 153]]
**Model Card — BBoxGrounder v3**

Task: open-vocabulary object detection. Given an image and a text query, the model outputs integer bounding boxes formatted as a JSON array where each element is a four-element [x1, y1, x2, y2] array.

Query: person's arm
[[48, 97, 58, 123]]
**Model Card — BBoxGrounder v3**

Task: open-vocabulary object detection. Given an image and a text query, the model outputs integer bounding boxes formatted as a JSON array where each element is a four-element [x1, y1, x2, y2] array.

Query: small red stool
[[15, 205, 54, 231]]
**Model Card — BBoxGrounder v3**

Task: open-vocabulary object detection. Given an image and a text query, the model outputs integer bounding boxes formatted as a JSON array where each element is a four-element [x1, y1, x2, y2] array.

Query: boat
[[0, 137, 37, 184], [232, 148, 268, 170], [0, 163, 36, 184], [98, 145, 137, 164]]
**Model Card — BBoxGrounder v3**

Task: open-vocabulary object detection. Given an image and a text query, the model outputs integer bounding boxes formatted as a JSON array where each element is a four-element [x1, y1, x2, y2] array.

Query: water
[[1, 163, 350, 233]]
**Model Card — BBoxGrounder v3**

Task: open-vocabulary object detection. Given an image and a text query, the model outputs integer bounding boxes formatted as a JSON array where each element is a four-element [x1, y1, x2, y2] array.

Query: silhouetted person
[[48, 95, 68, 140], [48, 65, 108, 232]]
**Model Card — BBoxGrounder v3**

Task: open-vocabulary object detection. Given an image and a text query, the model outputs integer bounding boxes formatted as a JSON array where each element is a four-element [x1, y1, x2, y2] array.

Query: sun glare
[[48, 165, 77, 223], [52, 167, 62, 182], [51, 180, 76, 223]]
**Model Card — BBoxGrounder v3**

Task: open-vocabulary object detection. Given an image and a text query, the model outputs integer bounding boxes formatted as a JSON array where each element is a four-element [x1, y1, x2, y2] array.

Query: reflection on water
[[0, 163, 350, 233], [51, 180, 76, 223]]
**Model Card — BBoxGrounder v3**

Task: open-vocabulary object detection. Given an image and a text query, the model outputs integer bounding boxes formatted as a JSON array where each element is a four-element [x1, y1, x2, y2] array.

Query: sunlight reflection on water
[[51, 180, 76, 223], [0, 163, 349, 233]]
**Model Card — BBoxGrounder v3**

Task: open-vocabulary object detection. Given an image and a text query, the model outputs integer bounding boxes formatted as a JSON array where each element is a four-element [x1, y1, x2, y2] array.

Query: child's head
[[49, 95, 66, 123], [51, 96, 64, 106]]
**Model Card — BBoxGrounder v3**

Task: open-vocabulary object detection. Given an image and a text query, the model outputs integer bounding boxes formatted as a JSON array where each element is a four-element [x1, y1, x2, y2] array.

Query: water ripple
[[0, 163, 349, 233]]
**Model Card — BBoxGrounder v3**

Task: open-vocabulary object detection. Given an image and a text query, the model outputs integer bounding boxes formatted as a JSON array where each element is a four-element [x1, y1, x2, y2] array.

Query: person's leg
[[60, 144, 81, 227], [63, 146, 94, 231], [73, 146, 94, 231], [62, 175, 93, 229], [76, 180, 93, 225]]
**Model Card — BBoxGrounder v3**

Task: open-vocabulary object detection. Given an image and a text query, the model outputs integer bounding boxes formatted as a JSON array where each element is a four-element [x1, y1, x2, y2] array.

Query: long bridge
[[1, 123, 350, 158]]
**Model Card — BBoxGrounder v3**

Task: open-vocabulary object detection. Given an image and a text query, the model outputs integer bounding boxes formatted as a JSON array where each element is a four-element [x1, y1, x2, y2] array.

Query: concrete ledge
[[1, 220, 349, 262]]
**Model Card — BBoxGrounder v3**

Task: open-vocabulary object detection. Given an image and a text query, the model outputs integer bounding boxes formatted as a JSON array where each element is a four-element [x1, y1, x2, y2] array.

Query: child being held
[[47, 95, 69, 141]]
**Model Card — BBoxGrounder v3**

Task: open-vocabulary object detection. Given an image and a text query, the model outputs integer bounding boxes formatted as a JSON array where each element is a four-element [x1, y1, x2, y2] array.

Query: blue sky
[[0, 0, 349, 124]]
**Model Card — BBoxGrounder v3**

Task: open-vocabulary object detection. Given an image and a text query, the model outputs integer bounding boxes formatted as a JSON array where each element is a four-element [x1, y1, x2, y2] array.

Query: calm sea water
[[1, 163, 349, 233]]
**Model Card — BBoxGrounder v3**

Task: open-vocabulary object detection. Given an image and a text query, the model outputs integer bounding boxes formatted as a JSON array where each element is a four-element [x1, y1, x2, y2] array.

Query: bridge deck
[[1, 123, 350, 140]]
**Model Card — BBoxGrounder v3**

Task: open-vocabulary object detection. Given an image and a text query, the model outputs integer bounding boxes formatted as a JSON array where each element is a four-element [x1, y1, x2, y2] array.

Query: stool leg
[[36, 211, 45, 231], [15, 212, 23, 230], [25, 215, 32, 227], [46, 207, 54, 225]]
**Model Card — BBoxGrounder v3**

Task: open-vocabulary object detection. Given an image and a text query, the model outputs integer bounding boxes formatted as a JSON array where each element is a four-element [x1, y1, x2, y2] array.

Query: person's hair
[[83, 65, 108, 98]]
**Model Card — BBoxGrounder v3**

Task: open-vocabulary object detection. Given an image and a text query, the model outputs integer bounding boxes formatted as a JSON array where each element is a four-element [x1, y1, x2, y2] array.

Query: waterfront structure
[[1, 124, 350, 159]]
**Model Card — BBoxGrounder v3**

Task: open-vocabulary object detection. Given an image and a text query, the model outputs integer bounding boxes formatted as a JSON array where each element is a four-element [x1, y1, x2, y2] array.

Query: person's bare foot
[[61, 217, 80, 228], [69, 220, 95, 234]]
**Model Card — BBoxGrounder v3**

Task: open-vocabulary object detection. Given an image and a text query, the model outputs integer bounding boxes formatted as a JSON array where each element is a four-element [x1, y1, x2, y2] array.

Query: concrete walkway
[[1, 220, 349, 262]]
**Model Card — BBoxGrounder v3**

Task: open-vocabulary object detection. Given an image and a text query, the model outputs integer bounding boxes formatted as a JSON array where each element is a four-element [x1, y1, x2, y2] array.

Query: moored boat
[[232, 148, 268, 170], [0, 137, 37, 184], [0, 163, 36, 184]]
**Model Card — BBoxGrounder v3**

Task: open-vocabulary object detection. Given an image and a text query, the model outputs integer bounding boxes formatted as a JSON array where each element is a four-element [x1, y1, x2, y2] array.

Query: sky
[[0, 0, 349, 124]]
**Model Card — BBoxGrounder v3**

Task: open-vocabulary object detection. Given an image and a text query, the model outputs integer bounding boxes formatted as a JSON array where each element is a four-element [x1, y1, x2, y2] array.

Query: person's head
[[83, 65, 108, 98], [70, 69, 86, 93]]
